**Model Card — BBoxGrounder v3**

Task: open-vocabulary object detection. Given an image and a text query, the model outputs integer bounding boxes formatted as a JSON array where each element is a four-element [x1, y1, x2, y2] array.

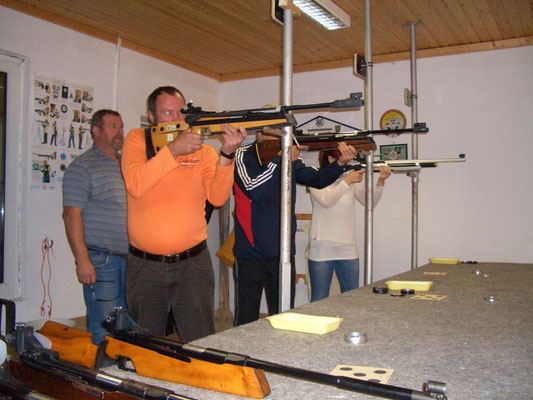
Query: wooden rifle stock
[[256, 134, 376, 165], [150, 112, 295, 154], [39, 321, 270, 399]]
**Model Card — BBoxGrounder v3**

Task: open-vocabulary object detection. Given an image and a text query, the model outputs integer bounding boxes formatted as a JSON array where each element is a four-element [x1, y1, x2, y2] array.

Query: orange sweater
[[121, 128, 234, 254]]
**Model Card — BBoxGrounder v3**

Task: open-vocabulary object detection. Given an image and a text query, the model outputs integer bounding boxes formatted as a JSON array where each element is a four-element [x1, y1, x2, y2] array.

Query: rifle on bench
[[99, 308, 447, 400], [0, 299, 196, 400]]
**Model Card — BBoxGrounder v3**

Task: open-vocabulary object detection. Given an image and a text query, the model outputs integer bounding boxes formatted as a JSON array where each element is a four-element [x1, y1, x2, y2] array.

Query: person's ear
[[148, 110, 155, 125]]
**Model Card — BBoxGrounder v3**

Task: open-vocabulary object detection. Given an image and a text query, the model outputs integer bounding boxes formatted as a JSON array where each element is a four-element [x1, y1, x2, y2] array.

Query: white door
[[0, 51, 29, 299]]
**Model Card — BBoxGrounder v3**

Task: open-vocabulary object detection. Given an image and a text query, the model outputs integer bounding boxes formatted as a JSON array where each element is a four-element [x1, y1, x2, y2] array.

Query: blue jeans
[[308, 258, 360, 302], [82, 248, 126, 345]]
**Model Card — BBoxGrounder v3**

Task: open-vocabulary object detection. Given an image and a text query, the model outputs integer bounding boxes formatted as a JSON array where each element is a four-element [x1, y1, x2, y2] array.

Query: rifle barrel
[[183, 93, 364, 119]]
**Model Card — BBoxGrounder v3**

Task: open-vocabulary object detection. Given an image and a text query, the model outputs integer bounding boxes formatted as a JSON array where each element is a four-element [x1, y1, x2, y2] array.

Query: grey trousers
[[125, 247, 215, 342]]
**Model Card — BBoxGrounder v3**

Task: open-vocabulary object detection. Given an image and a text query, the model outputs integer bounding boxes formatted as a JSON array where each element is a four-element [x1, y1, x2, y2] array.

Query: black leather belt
[[128, 241, 207, 263], [87, 247, 127, 258]]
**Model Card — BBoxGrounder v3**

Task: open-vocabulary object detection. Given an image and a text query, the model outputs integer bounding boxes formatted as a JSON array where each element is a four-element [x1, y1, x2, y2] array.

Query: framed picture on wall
[[380, 144, 408, 160]]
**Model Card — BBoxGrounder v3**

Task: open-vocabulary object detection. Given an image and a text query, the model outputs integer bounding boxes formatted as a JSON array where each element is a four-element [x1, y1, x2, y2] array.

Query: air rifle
[[9, 349, 196, 400], [103, 308, 448, 400], [0, 300, 197, 400], [346, 154, 467, 173], [149, 92, 364, 153], [256, 122, 429, 165]]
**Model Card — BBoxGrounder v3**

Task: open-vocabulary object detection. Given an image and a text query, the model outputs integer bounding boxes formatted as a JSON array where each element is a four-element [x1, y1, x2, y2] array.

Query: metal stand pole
[[215, 201, 233, 325], [363, 0, 374, 285], [113, 37, 121, 109], [279, 8, 293, 312], [407, 22, 420, 269]]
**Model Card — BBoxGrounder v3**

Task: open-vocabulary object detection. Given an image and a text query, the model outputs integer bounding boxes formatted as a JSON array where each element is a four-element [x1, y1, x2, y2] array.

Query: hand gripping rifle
[[102, 308, 448, 400], [148, 92, 364, 153], [0, 299, 197, 400]]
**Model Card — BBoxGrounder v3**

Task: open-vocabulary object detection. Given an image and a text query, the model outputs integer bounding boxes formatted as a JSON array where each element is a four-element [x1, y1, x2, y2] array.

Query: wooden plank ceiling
[[2, 0, 532, 81]]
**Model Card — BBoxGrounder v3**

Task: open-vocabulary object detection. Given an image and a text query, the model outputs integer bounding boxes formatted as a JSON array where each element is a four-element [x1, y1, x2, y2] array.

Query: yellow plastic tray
[[385, 280, 433, 291], [266, 313, 343, 335], [429, 257, 460, 265]]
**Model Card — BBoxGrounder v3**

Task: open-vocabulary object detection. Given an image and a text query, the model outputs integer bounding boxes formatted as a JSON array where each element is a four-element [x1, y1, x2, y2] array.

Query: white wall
[[221, 46, 533, 310], [0, 6, 222, 323], [2, 5, 532, 322]]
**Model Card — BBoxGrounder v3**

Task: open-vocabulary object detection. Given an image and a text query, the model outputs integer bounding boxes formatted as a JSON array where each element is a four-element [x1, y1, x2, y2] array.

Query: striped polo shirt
[[62, 145, 128, 253]]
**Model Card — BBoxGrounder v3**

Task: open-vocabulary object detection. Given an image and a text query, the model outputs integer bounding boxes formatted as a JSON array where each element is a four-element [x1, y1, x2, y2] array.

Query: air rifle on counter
[[149, 92, 364, 153], [98, 308, 446, 400], [0, 300, 197, 400]]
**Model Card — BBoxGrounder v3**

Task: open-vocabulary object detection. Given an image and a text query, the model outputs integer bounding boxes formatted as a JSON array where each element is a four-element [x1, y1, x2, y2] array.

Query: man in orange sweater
[[121, 86, 246, 341]]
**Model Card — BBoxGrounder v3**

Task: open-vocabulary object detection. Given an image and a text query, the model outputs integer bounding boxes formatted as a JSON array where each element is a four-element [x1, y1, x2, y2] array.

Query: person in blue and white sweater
[[232, 131, 356, 326]]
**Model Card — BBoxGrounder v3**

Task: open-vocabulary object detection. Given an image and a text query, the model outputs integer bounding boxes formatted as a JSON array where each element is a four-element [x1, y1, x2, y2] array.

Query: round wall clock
[[380, 109, 407, 130]]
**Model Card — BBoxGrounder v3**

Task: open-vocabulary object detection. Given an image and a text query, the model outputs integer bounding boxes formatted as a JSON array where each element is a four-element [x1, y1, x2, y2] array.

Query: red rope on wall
[[40, 237, 54, 318]]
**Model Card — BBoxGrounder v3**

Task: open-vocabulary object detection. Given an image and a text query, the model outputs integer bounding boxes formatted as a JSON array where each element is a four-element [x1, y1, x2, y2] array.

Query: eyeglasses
[[161, 110, 183, 118]]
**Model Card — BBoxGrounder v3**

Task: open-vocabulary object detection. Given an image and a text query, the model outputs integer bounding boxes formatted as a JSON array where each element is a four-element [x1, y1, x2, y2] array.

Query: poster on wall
[[31, 76, 94, 190]]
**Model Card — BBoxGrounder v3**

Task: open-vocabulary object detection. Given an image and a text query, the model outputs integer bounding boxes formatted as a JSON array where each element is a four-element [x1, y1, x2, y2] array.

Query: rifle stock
[[256, 134, 376, 165], [39, 321, 270, 399], [150, 112, 295, 154]]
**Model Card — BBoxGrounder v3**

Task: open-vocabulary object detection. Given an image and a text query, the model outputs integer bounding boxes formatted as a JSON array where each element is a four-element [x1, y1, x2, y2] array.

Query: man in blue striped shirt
[[62, 109, 128, 345]]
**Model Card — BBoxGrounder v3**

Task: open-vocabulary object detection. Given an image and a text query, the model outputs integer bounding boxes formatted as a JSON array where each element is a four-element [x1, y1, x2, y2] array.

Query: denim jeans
[[308, 258, 360, 302], [82, 248, 126, 345]]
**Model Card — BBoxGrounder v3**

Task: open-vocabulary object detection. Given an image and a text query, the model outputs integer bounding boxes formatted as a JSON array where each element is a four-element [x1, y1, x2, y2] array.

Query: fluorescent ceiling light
[[292, 0, 351, 30]]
